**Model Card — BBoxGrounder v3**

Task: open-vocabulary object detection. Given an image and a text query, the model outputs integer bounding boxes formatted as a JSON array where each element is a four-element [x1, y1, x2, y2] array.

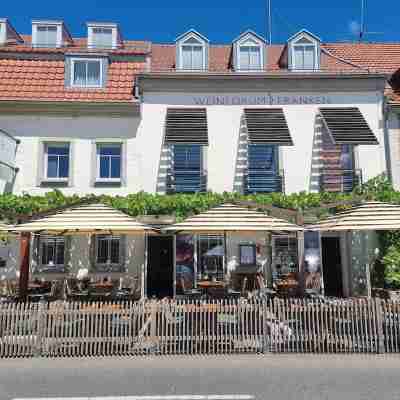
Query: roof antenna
[[359, 0, 384, 42], [359, 0, 365, 42], [267, 0, 272, 44]]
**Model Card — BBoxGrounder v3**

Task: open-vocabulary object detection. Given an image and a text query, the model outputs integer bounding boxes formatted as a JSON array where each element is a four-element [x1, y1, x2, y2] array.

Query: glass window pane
[[58, 156, 69, 178], [239, 47, 250, 70], [182, 46, 192, 69], [42, 241, 54, 265], [99, 156, 110, 178], [293, 46, 304, 69], [37, 26, 57, 46], [56, 241, 65, 265], [47, 156, 58, 178], [48, 145, 69, 156], [73, 61, 86, 86], [192, 46, 203, 69], [110, 238, 120, 264], [97, 237, 108, 264], [340, 145, 353, 169], [92, 27, 113, 48], [100, 145, 121, 156], [198, 234, 224, 280], [110, 157, 121, 178], [87, 61, 101, 86], [303, 46, 315, 69], [249, 46, 261, 69]]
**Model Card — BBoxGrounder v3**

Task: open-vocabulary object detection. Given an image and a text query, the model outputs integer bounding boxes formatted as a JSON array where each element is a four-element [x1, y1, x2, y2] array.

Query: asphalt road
[[1, 354, 400, 400]]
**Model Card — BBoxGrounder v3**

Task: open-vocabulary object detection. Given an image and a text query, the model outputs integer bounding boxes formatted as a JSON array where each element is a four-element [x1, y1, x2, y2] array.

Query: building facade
[[1, 18, 400, 298]]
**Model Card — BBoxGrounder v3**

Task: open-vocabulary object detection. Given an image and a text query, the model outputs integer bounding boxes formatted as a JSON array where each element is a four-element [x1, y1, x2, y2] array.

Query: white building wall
[[0, 90, 387, 196], [142, 91, 386, 194], [0, 115, 142, 195]]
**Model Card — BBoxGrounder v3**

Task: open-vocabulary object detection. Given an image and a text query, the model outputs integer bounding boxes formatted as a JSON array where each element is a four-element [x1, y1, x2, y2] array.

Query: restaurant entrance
[[321, 237, 343, 297], [147, 236, 174, 298]]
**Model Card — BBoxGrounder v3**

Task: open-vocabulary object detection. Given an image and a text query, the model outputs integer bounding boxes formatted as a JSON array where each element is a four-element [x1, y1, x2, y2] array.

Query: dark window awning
[[165, 108, 208, 145], [319, 107, 378, 145], [244, 108, 293, 145]]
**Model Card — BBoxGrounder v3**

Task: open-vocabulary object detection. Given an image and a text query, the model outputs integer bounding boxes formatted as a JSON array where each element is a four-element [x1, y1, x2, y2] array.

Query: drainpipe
[[382, 97, 393, 182]]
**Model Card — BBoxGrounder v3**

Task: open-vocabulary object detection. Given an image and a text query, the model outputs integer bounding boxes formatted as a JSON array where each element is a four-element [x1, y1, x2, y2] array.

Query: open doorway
[[147, 236, 174, 299], [321, 237, 343, 297]]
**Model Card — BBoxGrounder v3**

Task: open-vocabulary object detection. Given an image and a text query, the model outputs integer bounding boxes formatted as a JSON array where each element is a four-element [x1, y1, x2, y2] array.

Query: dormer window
[[288, 29, 321, 71], [0, 18, 23, 45], [32, 20, 71, 48], [239, 40, 261, 71], [92, 27, 113, 48], [293, 38, 316, 70], [233, 30, 266, 72], [36, 25, 57, 47], [176, 30, 209, 71], [87, 22, 120, 49]]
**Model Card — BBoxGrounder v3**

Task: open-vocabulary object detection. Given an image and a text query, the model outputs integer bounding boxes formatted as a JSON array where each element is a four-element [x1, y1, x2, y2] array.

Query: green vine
[[0, 174, 400, 288]]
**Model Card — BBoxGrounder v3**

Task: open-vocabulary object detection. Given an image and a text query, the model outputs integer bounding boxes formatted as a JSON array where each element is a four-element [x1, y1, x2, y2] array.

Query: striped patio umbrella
[[8, 203, 156, 235], [309, 201, 400, 231], [164, 203, 302, 233]]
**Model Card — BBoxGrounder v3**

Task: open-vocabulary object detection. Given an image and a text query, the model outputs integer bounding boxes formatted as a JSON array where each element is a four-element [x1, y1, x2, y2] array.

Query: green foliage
[[0, 174, 396, 222], [381, 245, 400, 288], [1, 174, 400, 287]]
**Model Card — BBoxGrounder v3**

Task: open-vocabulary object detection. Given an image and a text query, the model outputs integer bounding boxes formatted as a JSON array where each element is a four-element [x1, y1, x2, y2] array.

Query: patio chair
[[27, 282, 53, 302], [65, 279, 89, 300], [180, 277, 202, 298]]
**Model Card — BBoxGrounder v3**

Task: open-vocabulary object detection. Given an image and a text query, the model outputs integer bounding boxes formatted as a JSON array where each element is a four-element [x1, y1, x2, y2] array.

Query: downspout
[[382, 96, 393, 183]]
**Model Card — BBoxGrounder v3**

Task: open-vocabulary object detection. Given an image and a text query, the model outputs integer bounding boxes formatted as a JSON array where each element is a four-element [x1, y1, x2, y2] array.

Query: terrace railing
[[0, 298, 398, 358]]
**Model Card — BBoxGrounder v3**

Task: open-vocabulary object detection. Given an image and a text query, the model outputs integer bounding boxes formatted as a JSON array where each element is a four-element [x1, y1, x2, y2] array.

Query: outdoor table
[[197, 280, 226, 297]]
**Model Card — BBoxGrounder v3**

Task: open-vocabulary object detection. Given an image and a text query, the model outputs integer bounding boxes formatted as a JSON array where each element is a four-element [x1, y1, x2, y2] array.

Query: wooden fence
[[0, 298, 399, 358]]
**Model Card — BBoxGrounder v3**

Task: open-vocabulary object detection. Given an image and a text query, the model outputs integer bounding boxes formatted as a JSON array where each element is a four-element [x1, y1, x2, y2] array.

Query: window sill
[[40, 179, 69, 188], [94, 179, 122, 187]]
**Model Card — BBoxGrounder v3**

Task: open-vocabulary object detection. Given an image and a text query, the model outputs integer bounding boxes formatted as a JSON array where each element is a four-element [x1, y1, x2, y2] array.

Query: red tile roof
[[0, 58, 144, 102], [1, 38, 400, 103], [0, 36, 150, 103], [150, 43, 369, 73]]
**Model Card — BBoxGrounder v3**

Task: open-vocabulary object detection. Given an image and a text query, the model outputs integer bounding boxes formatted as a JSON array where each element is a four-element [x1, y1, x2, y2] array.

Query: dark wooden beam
[[18, 232, 31, 301]]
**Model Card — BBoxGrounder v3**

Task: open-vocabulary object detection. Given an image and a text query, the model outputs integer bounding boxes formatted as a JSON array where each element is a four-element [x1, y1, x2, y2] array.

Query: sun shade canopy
[[165, 203, 302, 233], [11, 203, 156, 235], [165, 108, 208, 145], [244, 108, 293, 145], [319, 107, 378, 145], [309, 201, 400, 231]]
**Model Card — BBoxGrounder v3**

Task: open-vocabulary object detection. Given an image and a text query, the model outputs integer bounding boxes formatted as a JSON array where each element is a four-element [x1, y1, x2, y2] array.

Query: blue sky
[[2, 0, 399, 44]]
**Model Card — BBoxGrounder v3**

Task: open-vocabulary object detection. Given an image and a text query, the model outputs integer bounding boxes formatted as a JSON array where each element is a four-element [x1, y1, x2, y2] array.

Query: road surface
[[1, 354, 399, 400]]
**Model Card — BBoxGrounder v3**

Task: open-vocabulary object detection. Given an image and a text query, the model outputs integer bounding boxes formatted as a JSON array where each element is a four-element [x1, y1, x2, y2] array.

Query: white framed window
[[239, 44, 261, 71], [94, 235, 123, 272], [96, 143, 122, 181], [44, 143, 70, 181], [39, 236, 65, 273], [36, 25, 58, 47], [178, 35, 207, 71], [71, 58, 102, 88], [91, 27, 113, 48], [291, 36, 318, 70]]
